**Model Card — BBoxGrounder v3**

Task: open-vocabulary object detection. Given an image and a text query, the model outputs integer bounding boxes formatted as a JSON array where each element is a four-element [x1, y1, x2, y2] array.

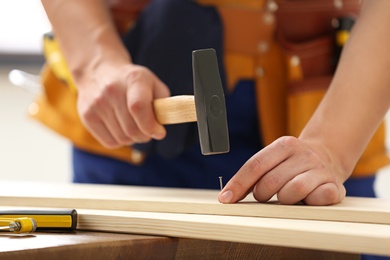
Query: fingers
[[218, 136, 296, 204], [273, 169, 329, 204], [251, 153, 314, 203], [112, 97, 147, 143], [253, 145, 328, 203], [126, 77, 168, 141], [79, 92, 137, 148], [78, 64, 170, 148], [304, 183, 345, 206], [218, 136, 347, 206], [80, 113, 120, 147]]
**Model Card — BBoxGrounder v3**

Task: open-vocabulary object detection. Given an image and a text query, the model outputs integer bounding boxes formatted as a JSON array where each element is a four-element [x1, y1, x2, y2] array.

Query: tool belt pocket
[[276, 0, 362, 136], [279, 31, 389, 176], [287, 76, 331, 138], [275, 0, 361, 42], [280, 34, 335, 136]]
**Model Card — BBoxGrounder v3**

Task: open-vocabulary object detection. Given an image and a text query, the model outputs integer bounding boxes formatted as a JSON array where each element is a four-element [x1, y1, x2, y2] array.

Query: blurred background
[[0, 0, 71, 183], [0, 1, 389, 197]]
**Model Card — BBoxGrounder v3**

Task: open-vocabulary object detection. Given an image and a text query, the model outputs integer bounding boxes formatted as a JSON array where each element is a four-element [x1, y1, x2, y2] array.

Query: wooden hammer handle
[[153, 95, 197, 125]]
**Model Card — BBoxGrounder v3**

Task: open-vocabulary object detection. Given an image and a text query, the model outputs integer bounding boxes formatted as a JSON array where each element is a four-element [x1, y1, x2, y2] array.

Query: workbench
[[1, 231, 357, 259]]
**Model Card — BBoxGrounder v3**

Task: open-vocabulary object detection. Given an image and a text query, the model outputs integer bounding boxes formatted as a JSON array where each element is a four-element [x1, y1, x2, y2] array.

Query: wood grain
[[75, 209, 390, 256], [1, 205, 386, 256], [0, 231, 358, 260], [1, 181, 390, 256], [1, 181, 390, 224], [153, 95, 197, 124]]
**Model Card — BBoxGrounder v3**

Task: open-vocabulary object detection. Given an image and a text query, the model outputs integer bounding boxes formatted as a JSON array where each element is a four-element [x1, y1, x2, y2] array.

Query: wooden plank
[[1, 205, 388, 256], [76, 209, 390, 256], [1, 181, 390, 224]]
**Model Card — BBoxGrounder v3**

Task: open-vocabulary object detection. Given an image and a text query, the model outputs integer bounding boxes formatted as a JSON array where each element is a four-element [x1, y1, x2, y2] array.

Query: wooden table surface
[[0, 231, 358, 260]]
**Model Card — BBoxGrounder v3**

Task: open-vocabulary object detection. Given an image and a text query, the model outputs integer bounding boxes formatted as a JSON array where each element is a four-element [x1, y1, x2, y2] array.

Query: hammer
[[153, 49, 229, 155]]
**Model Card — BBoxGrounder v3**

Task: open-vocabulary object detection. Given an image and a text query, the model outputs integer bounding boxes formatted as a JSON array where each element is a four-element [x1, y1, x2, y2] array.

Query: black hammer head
[[192, 49, 230, 155]]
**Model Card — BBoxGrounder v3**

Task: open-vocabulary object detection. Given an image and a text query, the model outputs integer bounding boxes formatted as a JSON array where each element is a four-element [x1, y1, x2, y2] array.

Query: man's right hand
[[41, 0, 171, 149], [76, 62, 171, 148]]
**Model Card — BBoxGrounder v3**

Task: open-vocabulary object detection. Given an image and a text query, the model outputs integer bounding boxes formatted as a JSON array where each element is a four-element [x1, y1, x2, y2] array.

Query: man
[[39, 0, 390, 207]]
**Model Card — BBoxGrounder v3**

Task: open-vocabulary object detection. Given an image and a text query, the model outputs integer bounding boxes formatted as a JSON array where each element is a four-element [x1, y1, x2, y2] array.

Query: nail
[[220, 190, 233, 204]]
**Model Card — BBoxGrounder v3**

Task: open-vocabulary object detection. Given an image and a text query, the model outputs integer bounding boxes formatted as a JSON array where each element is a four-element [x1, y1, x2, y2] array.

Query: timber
[[0, 181, 389, 256], [0, 181, 389, 224]]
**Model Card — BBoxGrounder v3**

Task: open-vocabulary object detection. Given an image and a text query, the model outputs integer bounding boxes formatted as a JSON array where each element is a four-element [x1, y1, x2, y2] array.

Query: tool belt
[[31, 0, 389, 176]]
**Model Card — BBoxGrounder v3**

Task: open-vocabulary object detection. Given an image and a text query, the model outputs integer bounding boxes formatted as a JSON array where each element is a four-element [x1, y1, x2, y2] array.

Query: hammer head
[[192, 49, 230, 155]]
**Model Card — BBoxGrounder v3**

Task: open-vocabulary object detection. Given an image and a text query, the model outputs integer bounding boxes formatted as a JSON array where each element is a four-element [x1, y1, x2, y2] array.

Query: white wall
[[0, 65, 72, 183], [0, 1, 71, 183], [0, 1, 51, 54]]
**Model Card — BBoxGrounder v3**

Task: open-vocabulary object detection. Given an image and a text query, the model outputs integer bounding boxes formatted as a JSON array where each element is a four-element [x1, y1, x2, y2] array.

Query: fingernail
[[152, 128, 165, 140], [152, 133, 164, 140], [220, 190, 233, 204]]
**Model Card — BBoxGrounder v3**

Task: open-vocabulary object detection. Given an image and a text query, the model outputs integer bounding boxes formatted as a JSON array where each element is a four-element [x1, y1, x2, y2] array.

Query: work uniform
[[33, 0, 388, 194]]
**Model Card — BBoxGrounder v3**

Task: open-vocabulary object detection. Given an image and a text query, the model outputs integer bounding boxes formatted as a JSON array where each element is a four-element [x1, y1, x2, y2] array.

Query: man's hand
[[218, 136, 347, 206], [41, 0, 172, 149], [76, 63, 170, 148]]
